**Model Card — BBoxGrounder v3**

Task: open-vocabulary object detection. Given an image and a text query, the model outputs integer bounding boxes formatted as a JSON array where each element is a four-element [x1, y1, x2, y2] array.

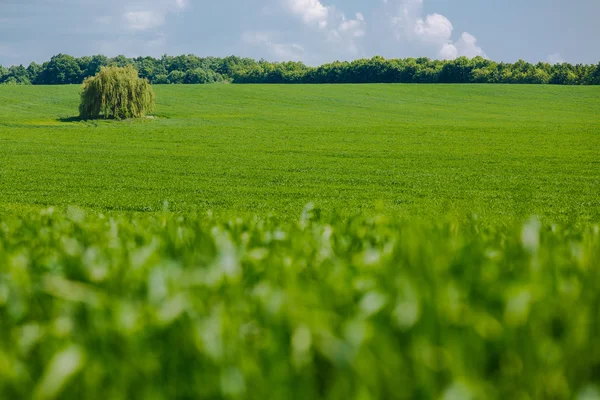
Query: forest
[[1, 53, 599, 85]]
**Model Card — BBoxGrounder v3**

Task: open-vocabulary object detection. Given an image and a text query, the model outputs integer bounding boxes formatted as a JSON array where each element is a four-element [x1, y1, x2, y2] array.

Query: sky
[[1, 0, 599, 67]]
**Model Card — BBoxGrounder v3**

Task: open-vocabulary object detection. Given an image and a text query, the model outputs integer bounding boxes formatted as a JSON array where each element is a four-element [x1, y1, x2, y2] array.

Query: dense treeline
[[1, 53, 599, 85]]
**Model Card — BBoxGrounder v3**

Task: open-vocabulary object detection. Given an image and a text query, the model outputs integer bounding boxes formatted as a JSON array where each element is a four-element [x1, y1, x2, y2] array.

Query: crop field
[[1, 84, 599, 221], [1, 84, 600, 399]]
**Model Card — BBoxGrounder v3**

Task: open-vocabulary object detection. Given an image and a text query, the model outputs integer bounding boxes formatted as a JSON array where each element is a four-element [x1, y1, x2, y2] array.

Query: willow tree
[[79, 66, 155, 120]]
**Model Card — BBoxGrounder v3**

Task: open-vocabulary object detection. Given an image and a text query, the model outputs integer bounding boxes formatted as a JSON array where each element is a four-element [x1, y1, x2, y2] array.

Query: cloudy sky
[[1, 0, 599, 67]]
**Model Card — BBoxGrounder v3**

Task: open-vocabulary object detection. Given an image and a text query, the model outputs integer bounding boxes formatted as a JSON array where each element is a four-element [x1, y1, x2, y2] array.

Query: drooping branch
[[79, 66, 156, 120]]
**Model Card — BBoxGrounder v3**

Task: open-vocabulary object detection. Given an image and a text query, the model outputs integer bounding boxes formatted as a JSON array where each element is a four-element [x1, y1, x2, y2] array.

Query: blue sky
[[1, 0, 599, 66]]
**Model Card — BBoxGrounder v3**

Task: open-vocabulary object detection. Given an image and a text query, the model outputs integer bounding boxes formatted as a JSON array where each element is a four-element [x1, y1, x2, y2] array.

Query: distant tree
[[576, 63, 599, 85], [153, 74, 169, 84], [528, 68, 551, 84], [440, 57, 473, 83], [0, 65, 32, 85], [3, 76, 18, 85], [200, 56, 223, 72], [167, 70, 185, 84], [535, 62, 552, 73], [79, 66, 156, 120], [589, 62, 600, 85], [498, 66, 513, 84], [414, 66, 441, 83], [167, 54, 202, 73], [470, 56, 491, 70], [233, 65, 264, 83], [472, 68, 494, 83], [135, 57, 165, 82], [0, 65, 7, 82], [185, 68, 224, 84], [3, 53, 599, 86], [217, 55, 257, 77], [399, 59, 419, 83], [39, 54, 82, 84], [82, 55, 110, 79], [27, 62, 43, 83], [111, 55, 133, 68], [550, 64, 579, 85], [77, 56, 92, 76]]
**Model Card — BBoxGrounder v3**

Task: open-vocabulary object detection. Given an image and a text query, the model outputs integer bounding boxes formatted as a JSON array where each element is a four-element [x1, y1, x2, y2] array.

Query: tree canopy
[[79, 66, 156, 120], [1, 54, 599, 86]]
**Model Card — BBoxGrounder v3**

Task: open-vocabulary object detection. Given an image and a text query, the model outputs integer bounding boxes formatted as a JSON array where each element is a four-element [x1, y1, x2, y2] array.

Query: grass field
[[1, 84, 599, 222], [1, 84, 600, 399], [2, 210, 599, 399]]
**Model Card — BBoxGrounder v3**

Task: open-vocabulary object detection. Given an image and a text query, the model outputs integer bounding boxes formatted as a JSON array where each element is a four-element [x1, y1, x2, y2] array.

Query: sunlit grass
[[1, 84, 599, 399], [0, 84, 599, 222]]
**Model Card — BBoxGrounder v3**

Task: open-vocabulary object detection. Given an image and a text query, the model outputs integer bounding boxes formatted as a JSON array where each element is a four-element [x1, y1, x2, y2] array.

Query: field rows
[[1, 84, 599, 222]]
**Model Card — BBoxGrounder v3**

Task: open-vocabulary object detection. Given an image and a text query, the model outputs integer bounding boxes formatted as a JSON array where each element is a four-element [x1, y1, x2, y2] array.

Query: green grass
[[1, 84, 600, 399], [1, 209, 599, 399], [1, 84, 599, 222]]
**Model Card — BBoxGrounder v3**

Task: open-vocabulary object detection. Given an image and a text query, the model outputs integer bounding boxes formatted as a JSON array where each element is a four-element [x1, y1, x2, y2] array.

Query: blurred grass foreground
[[1, 207, 600, 399]]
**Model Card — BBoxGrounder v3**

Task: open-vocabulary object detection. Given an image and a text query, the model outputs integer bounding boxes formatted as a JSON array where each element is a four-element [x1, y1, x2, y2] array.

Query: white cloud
[[242, 31, 305, 61], [327, 12, 366, 55], [389, 0, 423, 38], [547, 52, 564, 64], [339, 13, 366, 38], [453, 32, 485, 58], [280, 0, 484, 62], [439, 43, 457, 60], [174, 0, 188, 10], [287, 0, 329, 28], [283, 0, 367, 57], [124, 11, 165, 31], [388, 0, 486, 59], [89, 0, 192, 55], [414, 13, 453, 44], [122, 0, 189, 31]]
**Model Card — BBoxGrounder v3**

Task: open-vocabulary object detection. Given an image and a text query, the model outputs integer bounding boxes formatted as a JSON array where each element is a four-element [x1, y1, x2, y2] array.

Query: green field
[[1, 84, 600, 399], [2, 210, 599, 399], [1, 84, 599, 221]]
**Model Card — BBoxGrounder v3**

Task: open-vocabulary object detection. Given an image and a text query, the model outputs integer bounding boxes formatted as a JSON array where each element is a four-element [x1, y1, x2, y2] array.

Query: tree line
[[1, 53, 599, 85]]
